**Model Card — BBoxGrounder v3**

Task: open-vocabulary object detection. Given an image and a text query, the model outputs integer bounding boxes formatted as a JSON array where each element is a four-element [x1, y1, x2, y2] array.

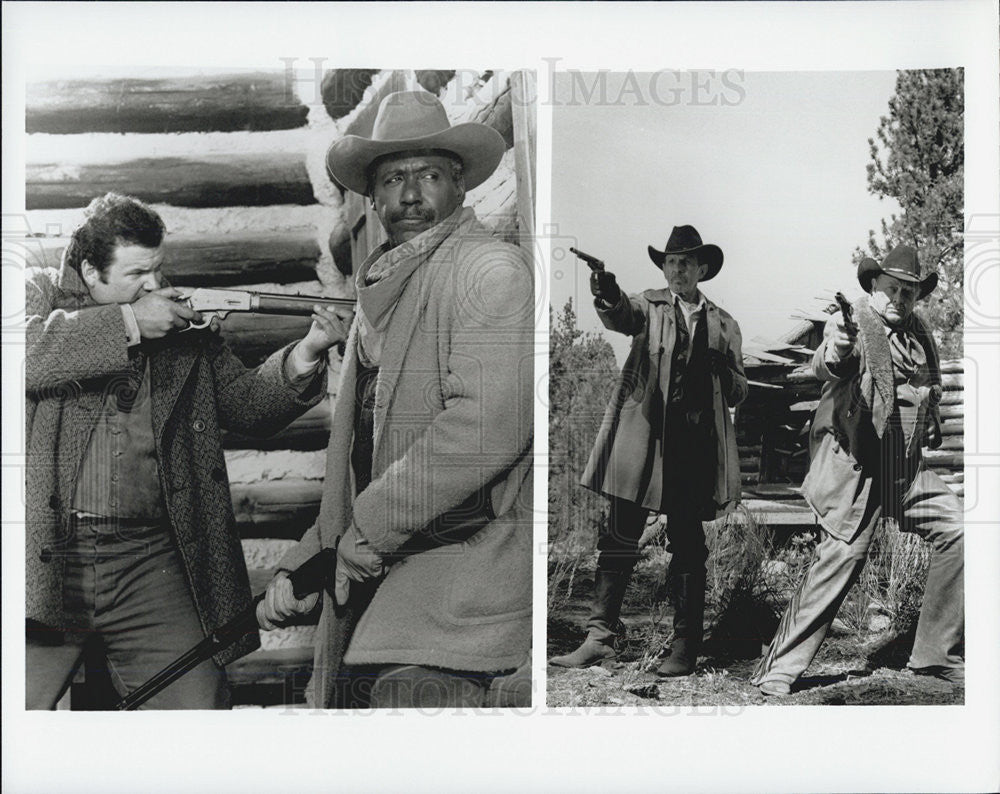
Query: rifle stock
[[115, 547, 337, 710]]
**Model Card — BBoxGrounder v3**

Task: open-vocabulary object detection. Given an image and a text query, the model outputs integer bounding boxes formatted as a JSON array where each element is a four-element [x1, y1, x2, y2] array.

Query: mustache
[[389, 208, 435, 223]]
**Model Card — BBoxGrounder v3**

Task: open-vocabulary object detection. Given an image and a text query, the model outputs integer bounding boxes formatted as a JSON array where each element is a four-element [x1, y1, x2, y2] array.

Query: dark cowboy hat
[[326, 90, 506, 195], [647, 225, 724, 281], [857, 244, 938, 299]]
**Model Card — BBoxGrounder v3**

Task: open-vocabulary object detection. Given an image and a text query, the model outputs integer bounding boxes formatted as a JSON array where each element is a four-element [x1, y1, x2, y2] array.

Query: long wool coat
[[279, 209, 534, 707], [581, 288, 748, 516], [26, 263, 324, 665], [801, 295, 942, 543]]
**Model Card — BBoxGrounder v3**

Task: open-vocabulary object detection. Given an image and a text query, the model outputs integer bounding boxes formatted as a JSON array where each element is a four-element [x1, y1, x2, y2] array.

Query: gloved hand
[[257, 571, 320, 631], [708, 348, 731, 377], [334, 523, 385, 606], [590, 270, 620, 305]]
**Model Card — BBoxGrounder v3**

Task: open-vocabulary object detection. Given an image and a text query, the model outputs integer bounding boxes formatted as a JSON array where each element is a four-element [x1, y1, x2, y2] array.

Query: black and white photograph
[[17, 66, 536, 711], [2, 2, 998, 793], [546, 69, 969, 708]]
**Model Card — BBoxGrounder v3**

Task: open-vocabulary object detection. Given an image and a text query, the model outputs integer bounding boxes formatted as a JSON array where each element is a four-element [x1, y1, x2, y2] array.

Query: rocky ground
[[547, 569, 964, 709]]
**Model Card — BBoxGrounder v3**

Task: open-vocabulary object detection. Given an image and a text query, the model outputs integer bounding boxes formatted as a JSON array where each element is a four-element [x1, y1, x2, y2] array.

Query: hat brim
[[858, 265, 938, 300], [326, 123, 506, 195], [648, 243, 724, 281]]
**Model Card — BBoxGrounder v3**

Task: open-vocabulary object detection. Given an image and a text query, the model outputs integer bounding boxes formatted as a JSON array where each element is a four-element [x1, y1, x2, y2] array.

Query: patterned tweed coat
[[26, 262, 325, 665]]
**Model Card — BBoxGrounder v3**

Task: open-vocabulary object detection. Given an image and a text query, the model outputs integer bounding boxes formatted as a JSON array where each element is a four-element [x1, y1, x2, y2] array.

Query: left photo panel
[[21, 67, 536, 710]]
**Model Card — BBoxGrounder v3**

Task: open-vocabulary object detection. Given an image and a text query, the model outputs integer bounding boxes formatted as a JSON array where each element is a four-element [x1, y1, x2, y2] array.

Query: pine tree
[[858, 68, 964, 357]]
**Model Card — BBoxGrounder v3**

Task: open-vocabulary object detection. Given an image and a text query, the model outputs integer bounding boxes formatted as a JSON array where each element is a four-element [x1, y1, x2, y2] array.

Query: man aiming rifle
[[25, 192, 351, 709]]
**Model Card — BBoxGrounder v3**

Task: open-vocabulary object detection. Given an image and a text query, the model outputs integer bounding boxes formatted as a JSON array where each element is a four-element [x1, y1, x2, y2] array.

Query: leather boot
[[549, 569, 630, 668], [656, 570, 706, 677]]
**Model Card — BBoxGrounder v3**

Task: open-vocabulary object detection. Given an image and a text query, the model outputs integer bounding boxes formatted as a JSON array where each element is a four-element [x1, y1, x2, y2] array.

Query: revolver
[[834, 291, 857, 334], [569, 247, 605, 273]]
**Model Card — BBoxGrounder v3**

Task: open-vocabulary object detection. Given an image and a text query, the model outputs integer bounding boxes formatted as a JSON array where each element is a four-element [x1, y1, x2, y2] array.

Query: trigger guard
[[186, 316, 212, 331]]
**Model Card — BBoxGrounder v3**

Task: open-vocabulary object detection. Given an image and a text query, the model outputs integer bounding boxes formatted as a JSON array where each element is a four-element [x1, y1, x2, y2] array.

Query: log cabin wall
[[23, 67, 535, 708], [737, 300, 964, 534]]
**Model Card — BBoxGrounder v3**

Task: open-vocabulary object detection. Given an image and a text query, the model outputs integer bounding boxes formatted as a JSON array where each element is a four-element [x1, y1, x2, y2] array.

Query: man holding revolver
[[752, 245, 964, 696], [25, 192, 349, 709], [550, 225, 748, 676], [259, 91, 534, 708]]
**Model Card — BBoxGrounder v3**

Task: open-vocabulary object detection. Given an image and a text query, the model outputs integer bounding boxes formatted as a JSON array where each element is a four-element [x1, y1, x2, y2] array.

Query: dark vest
[[662, 301, 716, 508], [667, 301, 712, 412]]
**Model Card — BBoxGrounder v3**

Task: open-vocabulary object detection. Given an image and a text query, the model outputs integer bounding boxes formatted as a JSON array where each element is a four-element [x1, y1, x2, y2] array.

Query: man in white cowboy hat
[[260, 90, 533, 708], [550, 225, 748, 676], [752, 244, 964, 696]]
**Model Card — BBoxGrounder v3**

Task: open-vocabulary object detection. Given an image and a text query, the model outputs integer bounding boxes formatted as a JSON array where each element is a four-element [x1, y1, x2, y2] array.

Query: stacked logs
[[736, 300, 965, 533], [24, 67, 532, 708]]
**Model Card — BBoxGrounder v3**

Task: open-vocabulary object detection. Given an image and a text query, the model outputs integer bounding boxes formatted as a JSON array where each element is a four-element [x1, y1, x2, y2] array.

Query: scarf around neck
[[354, 205, 472, 366], [854, 294, 941, 438]]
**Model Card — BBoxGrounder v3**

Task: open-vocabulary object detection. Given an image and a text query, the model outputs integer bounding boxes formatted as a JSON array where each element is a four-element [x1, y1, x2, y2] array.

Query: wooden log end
[[321, 69, 380, 120]]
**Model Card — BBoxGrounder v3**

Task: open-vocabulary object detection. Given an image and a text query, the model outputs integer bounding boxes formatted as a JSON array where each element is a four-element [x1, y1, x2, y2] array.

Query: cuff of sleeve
[[594, 292, 624, 312], [824, 343, 842, 366], [283, 342, 324, 392], [120, 304, 142, 346]]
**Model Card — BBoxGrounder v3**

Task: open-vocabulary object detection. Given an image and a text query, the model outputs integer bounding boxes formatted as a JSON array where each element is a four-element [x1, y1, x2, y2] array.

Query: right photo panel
[[547, 69, 965, 707]]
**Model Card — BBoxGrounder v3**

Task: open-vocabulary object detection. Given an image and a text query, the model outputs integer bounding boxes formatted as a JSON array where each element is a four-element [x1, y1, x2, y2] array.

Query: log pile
[[27, 153, 315, 210], [27, 67, 533, 709], [737, 299, 965, 532], [26, 72, 309, 134]]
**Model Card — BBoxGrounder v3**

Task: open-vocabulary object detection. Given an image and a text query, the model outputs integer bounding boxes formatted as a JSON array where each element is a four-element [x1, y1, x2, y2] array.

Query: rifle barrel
[[253, 293, 356, 316]]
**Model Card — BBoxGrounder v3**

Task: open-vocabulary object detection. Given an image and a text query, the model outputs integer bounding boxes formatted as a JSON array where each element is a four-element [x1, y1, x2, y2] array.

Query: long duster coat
[[581, 288, 748, 517], [26, 263, 325, 665], [801, 295, 942, 543], [279, 209, 534, 708]]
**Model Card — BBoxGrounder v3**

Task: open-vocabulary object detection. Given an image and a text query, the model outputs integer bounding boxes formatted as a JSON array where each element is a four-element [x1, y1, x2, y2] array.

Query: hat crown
[[664, 225, 705, 254], [371, 91, 452, 143], [881, 244, 921, 278]]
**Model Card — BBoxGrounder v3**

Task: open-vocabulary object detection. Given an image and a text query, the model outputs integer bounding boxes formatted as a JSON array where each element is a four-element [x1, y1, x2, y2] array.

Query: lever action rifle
[[179, 287, 356, 330], [115, 547, 337, 710]]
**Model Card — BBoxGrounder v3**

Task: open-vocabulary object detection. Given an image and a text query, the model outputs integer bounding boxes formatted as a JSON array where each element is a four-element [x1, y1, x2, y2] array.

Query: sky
[[548, 70, 901, 364]]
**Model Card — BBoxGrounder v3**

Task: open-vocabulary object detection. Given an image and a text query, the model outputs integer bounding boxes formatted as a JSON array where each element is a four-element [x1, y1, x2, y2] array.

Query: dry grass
[[841, 519, 932, 639], [546, 527, 596, 613]]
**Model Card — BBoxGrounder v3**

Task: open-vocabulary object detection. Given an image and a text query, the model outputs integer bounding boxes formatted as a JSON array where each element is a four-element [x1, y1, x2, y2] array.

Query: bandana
[[854, 295, 941, 438], [355, 205, 470, 366]]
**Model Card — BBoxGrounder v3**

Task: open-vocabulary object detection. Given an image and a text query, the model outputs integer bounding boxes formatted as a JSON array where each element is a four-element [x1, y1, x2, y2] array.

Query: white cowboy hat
[[326, 90, 506, 195]]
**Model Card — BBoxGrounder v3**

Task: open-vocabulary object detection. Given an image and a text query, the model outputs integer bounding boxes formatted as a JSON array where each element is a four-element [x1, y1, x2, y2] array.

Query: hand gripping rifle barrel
[[115, 547, 337, 710], [569, 247, 605, 273]]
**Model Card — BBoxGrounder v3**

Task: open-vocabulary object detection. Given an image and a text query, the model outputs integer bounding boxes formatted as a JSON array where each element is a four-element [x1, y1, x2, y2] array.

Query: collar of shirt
[[670, 289, 705, 313]]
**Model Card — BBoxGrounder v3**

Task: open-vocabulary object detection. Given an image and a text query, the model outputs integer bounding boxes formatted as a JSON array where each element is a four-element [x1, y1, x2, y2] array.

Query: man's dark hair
[[63, 193, 166, 278], [364, 149, 465, 197]]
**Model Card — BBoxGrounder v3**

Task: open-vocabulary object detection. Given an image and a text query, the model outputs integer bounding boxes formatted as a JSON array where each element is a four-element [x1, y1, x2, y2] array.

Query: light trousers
[[753, 465, 964, 688]]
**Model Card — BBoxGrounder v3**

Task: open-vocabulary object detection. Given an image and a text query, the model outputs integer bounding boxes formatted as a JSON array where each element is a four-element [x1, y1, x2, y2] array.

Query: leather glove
[[334, 523, 385, 606], [708, 348, 730, 377], [257, 571, 319, 631], [590, 271, 620, 305]]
